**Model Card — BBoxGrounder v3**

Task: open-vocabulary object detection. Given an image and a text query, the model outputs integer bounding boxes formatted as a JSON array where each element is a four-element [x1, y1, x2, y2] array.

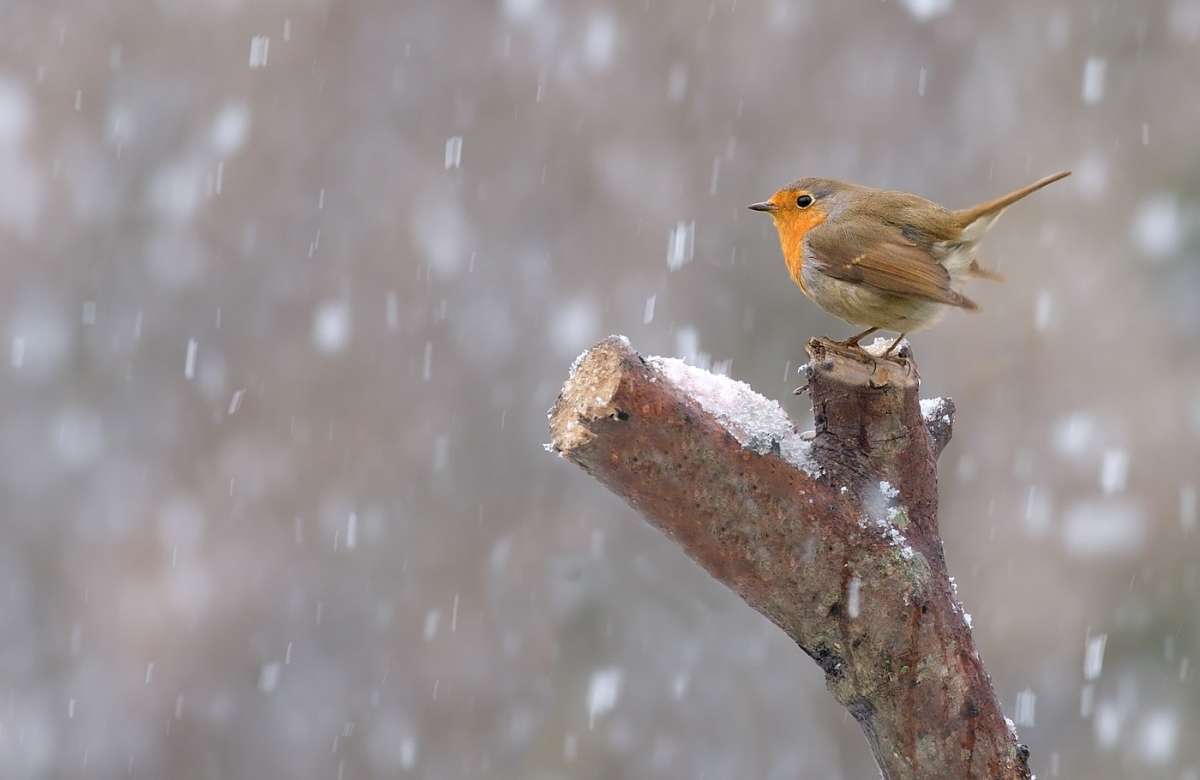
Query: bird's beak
[[747, 201, 775, 213]]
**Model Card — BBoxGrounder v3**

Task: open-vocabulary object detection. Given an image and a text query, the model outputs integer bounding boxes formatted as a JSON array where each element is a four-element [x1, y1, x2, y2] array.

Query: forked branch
[[548, 336, 1029, 780]]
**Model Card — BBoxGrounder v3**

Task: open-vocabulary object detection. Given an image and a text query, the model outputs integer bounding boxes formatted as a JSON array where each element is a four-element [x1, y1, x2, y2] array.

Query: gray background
[[1, 0, 1198, 777]]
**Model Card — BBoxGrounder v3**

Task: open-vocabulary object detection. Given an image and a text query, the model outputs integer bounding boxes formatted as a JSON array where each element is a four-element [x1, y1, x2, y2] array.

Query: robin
[[748, 170, 1071, 356]]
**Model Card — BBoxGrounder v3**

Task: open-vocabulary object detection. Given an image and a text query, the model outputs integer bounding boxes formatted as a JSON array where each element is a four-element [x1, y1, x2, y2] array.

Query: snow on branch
[[548, 335, 1030, 780]]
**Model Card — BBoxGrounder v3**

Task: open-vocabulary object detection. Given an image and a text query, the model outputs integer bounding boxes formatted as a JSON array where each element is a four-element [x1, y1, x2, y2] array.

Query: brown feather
[[952, 170, 1071, 228], [806, 220, 978, 310]]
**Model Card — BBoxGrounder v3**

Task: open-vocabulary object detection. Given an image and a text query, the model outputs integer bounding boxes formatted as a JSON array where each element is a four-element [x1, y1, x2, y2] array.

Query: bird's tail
[[953, 170, 1071, 242]]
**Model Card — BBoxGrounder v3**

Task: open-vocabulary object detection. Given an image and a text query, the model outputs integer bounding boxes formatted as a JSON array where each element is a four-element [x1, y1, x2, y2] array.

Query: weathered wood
[[548, 335, 1030, 780]]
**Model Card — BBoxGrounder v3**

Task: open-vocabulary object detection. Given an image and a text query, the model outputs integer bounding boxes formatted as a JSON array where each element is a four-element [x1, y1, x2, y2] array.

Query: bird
[[748, 170, 1070, 356]]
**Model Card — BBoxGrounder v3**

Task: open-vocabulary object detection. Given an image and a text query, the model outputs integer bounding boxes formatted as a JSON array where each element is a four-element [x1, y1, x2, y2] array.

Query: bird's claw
[[833, 339, 870, 352], [823, 339, 875, 366]]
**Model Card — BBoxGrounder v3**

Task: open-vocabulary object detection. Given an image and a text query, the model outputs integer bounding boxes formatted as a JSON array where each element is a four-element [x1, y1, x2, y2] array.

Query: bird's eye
[[796, 194, 814, 209]]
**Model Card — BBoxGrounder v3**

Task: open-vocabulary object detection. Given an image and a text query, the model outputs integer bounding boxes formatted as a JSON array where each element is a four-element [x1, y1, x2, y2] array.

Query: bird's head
[[748, 179, 842, 251]]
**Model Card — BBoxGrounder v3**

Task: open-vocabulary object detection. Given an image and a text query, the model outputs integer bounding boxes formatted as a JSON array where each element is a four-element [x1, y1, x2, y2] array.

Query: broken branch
[[548, 335, 1028, 780]]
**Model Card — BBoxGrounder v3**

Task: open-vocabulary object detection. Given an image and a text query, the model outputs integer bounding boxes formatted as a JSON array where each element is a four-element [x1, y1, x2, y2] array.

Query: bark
[[547, 335, 1030, 780]]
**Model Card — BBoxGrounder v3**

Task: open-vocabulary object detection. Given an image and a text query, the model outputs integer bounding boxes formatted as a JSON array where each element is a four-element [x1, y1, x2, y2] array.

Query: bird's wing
[[805, 219, 977, 310]]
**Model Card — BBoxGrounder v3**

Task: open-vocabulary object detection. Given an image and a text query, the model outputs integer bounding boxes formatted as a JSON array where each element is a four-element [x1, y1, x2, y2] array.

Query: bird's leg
[[835, 327, 878, 349], [825, 327, 879, 371], [883, 333, 907, 358]]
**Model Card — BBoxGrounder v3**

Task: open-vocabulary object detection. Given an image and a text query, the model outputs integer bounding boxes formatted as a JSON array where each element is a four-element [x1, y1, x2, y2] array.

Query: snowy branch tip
[[549, 336, 820, 478], [919, 396, 956, 458]]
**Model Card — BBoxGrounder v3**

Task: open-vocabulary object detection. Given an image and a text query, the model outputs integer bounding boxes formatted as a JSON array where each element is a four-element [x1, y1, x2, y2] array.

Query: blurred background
[[1, 0, 1197, 777]]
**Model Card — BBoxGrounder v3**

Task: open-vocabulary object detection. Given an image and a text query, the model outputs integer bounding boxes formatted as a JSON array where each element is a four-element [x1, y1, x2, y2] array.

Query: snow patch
[[865, 335, 907, 354], [861, 478, 916, 559], [860, 510, 916, 560], [649, 356, 820, 477], [919, 396, 952, 427], [919, 397, 943, 417]]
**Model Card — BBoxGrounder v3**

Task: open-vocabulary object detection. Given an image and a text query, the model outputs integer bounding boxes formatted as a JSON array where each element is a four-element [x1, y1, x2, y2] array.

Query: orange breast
[[774, 208, 826, 297]]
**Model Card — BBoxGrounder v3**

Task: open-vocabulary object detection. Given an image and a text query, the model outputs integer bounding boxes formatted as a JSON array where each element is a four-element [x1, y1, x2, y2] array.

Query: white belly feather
[[801, 267, 951, 333]]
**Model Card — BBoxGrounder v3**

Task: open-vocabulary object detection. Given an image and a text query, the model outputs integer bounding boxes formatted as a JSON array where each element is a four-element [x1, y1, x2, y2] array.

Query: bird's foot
[[882, 333, 907, 358], [823, 339, 877, 368], [833, 326, 879, 351]]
